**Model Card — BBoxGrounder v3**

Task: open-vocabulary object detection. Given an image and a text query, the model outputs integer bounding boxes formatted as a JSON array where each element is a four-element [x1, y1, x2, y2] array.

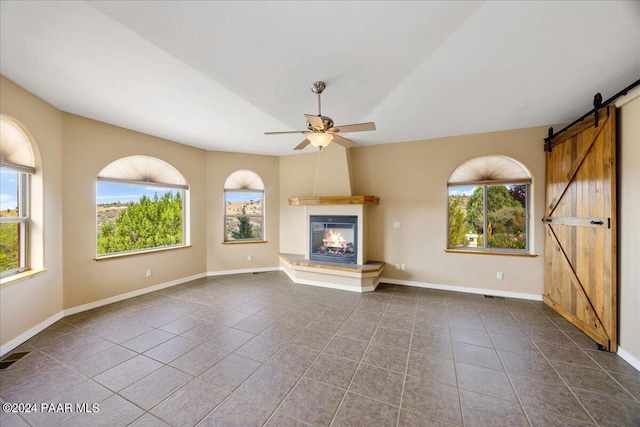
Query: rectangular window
[[448, 184, 527, 252], [224, 190, 264, 241], [448, 185, 480, 248], [96, 181, 185, 256], [0, 169, 28, 276], [487, 184, 527, 250]]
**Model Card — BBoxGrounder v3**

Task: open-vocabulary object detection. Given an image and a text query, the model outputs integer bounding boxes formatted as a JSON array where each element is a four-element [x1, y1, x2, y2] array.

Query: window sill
[[94, 245, 192, 261], [1, 268, 48, 288], [445, 249, 537, 258], [222, 240, 268, 245]]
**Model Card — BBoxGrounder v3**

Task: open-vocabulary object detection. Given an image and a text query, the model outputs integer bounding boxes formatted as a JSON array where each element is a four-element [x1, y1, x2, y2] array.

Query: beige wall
[[61, 114, 207, 309], [1, 76, 64, 348], [280, 127, 548, 297], [279, 153, 318, 255], [617, 93, 640, 363], [206, 151, 280, 272], [312, 143, 355, 196]]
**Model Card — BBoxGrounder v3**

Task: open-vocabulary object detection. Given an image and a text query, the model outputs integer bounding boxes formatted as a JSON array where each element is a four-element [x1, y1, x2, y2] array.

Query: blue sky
[[1, 170, 18, 211], [97, 182, 178, 205], [225, 192, 262, 203], [448, 185, 476, 196]]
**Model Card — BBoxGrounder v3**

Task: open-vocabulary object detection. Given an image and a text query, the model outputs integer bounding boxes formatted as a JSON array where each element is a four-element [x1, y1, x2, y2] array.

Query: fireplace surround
[[280, 194, 383, 292], [309, 215, 358, 264]]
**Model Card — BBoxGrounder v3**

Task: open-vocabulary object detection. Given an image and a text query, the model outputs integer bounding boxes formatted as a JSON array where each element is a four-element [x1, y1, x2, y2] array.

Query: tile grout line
[[225, 290, 364, 425], [489, 299, 535, 427], [327, 286, 397, 427], [534, 303, 626, 424], [260, 303, 349, 425], [395, 289, 418, 427], [447, 294, 466, 427], [514, 302, 600, 426], [71, 282, 277, 426]]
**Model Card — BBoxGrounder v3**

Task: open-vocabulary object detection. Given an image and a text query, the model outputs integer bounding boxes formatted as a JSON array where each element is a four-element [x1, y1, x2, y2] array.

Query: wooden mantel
[[288, 195, 379, 206]]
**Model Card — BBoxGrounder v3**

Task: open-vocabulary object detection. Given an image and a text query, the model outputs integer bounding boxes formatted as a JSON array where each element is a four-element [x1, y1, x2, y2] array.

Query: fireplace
[[309, 215, 358, 264]]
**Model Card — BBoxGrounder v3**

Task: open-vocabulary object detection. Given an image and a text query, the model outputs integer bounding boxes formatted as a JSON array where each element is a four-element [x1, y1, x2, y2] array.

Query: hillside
[[97, 203, 127, 230], [226, 200, 262, 215]]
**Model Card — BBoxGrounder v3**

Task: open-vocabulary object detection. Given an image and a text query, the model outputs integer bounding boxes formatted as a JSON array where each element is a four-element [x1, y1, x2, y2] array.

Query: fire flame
[[323, 229, 347, 248]]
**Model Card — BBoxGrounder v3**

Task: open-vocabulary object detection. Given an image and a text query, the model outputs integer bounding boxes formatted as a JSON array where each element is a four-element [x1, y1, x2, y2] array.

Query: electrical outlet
[[247, 255, 252, 261], [497, 272, 503, 280], [393, 221, 401, 229], [395, 263, 400, 270], [401, 264, 406, 271], [146, 269, 152, 278]]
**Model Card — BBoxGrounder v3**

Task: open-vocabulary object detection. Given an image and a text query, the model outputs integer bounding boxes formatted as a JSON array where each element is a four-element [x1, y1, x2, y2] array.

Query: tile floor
[[1, 272, 639, 426]]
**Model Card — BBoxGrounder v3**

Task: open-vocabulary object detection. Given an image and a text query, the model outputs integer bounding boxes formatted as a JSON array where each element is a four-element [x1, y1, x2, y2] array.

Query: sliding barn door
[[543, 106, 617, 352]]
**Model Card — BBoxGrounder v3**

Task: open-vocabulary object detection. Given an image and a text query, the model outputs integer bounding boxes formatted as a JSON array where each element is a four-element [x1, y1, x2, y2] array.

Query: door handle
[[590, 220, 604, 225]]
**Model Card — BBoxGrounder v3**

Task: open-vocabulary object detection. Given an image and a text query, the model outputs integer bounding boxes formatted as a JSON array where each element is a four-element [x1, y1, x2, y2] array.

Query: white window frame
[[223, 188, 265, 242], [96, 156, 188, 258], [223, 170, 265, 243], [447, 182, 530, 253], [0, 166, 30, 277], [447, 155, 531, 254]]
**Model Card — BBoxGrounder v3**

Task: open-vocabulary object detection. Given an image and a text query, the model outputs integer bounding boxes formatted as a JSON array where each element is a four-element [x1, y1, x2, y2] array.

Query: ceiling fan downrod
[[311, 81, 326, 116]]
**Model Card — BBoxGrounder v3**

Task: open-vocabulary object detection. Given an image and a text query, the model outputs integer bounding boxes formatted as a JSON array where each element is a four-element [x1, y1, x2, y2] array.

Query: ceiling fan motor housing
[[306, 115, 334, 131], [310, 81, 326, 94]]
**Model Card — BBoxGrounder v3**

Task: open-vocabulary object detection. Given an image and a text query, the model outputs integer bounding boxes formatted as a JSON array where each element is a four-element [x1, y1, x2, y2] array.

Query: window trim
[[447, 155, 532, 255], [223, 170, 265, 243], [97, 176, 188, 190], [96, 156, 188, 259], [223, 188, 265, 242], [94, 244, 192, 261], [444, 249, 537, 257], [96, 181, 187, 258], [0, 168, 30, 278], [447, 182, 530, 254]]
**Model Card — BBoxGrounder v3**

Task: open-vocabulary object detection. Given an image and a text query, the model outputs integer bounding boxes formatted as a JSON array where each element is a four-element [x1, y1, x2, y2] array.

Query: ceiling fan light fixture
[[307, 132, 334, 148]]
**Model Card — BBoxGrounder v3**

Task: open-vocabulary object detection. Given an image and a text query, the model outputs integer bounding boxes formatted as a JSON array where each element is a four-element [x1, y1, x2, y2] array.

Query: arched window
[[0, 115, 36, 277], [96, 155, 188, 257], [224, 170, 264, 242], [447, 155, 531, 252]]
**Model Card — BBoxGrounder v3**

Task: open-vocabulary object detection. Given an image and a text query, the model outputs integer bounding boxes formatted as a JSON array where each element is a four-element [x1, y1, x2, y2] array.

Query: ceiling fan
[[265, 81, 376, 150]]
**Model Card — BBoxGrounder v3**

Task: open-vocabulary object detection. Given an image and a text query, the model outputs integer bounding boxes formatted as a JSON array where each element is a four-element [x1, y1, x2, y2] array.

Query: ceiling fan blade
[[294, 139, 311, 150], [304, 114, 325, 131], [330, 122, 376, 133], [264, 130, 308, 135], [332, 134, 356, 148]]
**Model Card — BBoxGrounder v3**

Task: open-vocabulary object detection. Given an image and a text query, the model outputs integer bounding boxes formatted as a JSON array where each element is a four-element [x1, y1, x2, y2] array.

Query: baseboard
[[207, 267, 281, 277], [0, 273, 207, 356], [64, 272, 208, 316], [0, 311, 64, 357], [380, 278, 543, 301], [617, 346, 640, 372]]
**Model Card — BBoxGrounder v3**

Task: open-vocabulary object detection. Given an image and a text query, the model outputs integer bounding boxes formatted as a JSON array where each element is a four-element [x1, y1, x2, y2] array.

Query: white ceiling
[[1, 1, 639, 156]]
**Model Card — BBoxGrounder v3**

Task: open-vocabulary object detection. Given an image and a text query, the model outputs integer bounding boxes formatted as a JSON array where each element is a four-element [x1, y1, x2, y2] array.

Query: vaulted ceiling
[[1, 1, 638, 155]]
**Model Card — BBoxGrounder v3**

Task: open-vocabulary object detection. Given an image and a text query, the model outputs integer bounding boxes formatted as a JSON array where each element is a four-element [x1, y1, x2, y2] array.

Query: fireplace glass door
[[309, 215, 357, 264]]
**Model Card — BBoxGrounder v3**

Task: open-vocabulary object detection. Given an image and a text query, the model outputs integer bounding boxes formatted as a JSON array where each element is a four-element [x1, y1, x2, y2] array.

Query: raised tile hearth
[[279, 253, 385, 293]]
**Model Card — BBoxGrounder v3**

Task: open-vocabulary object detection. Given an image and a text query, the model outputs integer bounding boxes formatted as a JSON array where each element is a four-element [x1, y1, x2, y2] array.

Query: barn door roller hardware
[[544, 78, 640, 152], [593, 93, 603, 128]]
